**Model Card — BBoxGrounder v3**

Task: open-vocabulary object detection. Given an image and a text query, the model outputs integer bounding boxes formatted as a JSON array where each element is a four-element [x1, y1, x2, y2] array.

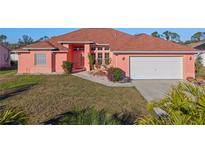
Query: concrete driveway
[[132, 80, 181, 102]]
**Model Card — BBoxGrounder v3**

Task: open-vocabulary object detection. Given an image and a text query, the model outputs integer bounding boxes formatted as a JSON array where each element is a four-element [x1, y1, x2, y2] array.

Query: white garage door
[[130, 57, 183, 79]]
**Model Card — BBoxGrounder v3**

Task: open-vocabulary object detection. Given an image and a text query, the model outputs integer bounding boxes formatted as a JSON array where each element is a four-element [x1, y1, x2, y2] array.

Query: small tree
[[88, 53, 95, 70]]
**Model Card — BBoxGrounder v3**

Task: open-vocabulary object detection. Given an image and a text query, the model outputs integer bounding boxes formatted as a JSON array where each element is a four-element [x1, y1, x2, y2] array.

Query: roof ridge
[[45, 40, 58, 49], [138, 33, 195, 50], [51, 28, 82, 40]]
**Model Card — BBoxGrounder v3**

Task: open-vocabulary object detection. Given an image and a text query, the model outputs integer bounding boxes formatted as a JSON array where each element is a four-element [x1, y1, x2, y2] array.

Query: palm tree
[[137, 82, 205, 125], [0, 108, 28, 125]]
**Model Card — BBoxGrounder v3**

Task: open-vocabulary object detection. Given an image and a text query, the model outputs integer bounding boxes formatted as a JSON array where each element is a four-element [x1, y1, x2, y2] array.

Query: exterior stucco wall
[[18, 51, 53, 74], [54, 52, 68, 73], [0, 45, 10, 68], [183, 54, 195, 78], [111, 53, 195, 79]]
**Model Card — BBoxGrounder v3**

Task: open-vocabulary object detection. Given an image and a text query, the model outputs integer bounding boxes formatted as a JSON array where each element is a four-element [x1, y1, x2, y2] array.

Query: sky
[[1, 28, 205, 43]]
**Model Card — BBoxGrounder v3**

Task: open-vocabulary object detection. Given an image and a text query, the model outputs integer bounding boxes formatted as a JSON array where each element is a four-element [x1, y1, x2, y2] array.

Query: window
[[104, 53, 110, 65], [35, 54, 46, 65], [97, 46, 103, 50], [104, 46, 110, 50], [97, 53, 103, 64], [91, 46, 96, 51]]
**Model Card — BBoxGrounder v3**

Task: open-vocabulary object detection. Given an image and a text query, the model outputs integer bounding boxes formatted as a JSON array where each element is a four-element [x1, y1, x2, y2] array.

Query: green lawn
[[0, 70, 16, 76], [0, 76, 44, 91], [0, 70, 148, 124]]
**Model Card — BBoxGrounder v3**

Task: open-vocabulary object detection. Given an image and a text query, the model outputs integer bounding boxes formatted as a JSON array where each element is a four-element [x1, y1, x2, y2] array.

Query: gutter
[[58, 41, 95, 44], [112, 50, 197, 54], [22, 47, 57, 50], [22, 48, 58, 50]]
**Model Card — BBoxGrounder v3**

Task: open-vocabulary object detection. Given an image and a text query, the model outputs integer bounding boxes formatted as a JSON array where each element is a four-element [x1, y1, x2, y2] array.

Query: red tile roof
[[21, 40, 67, 50], [20, 28, 195, 52]]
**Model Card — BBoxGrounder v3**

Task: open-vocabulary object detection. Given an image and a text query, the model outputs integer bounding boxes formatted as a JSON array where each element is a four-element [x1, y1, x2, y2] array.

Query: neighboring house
[[17, 28, 196, 79], [10, 50, 19, 61], [0, 43, 10, 69], [188, 41, 205, 66]]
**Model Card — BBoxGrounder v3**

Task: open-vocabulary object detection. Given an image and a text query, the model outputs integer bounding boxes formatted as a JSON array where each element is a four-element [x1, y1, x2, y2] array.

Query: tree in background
[[151, 31, 181, 43], [36, 36, 49, 42], [18, 35, 34, 47], [163, 31, 181, 42], [151, 31, 161, 38], [0, 34, 9, 45], [191, 32, 205, 42], [0, 34, 7, 42]]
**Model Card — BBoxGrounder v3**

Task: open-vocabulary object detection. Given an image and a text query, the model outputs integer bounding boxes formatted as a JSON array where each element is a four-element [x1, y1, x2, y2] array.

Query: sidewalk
[[72, 71, 133, 87]]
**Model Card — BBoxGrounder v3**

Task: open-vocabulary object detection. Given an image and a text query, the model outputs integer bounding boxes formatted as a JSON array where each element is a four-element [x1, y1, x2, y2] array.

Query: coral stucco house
[[17, 28, 196, 79], [0, 43, 10, 69]]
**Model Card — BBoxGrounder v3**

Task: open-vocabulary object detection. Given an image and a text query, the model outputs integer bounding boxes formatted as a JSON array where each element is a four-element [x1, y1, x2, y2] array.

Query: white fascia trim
[[58, 41, 95, 44], [96, 43, 110, 46], [112, 50, 197, 54], [197, 50, 205, 53], [23, 48, 57, 50]]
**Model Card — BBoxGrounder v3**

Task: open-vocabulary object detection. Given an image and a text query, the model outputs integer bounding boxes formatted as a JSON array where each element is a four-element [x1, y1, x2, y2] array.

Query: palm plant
[[137, 82, 205, 125], [57, 107, 120, 125], [0, 108, 28, 125]]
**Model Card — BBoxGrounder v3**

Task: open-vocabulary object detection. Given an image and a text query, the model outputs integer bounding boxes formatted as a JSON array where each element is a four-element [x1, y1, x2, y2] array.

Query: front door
[[73, 51, 84, 69]]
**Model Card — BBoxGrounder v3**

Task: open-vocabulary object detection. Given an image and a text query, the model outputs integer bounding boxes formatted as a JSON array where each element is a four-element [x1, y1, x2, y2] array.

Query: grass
[[0, 70, 16, 77], [0, 75, 44, 91], [0, 70, 148, 124]]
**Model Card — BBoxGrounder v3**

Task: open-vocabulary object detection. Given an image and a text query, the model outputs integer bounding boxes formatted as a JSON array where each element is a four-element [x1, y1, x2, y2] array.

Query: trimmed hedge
[[107, 67, 125, 81], [62, 61, 73, 74]]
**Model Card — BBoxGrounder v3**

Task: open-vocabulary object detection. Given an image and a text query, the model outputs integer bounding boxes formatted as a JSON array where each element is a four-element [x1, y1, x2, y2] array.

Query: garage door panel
[[130, 57, 183, 79]]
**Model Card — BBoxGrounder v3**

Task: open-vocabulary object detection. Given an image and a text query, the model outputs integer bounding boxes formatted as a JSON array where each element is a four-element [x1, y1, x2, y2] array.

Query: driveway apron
[[132, 80, 180, 102]]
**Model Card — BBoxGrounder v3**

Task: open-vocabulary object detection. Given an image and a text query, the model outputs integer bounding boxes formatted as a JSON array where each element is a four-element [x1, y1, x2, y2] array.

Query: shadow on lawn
[[43, 108, 138, 125], [0, 84, 36, 101]]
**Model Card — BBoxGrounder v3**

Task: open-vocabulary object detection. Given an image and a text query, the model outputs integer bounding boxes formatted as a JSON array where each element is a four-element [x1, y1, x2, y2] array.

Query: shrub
[[55, 107, 121, 125], [62, 61, 73, 74], [0, 108, 28, 125], [107, 67, 125, 81], [195, 56, 203, 73], [137, 82, 205, 125]]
